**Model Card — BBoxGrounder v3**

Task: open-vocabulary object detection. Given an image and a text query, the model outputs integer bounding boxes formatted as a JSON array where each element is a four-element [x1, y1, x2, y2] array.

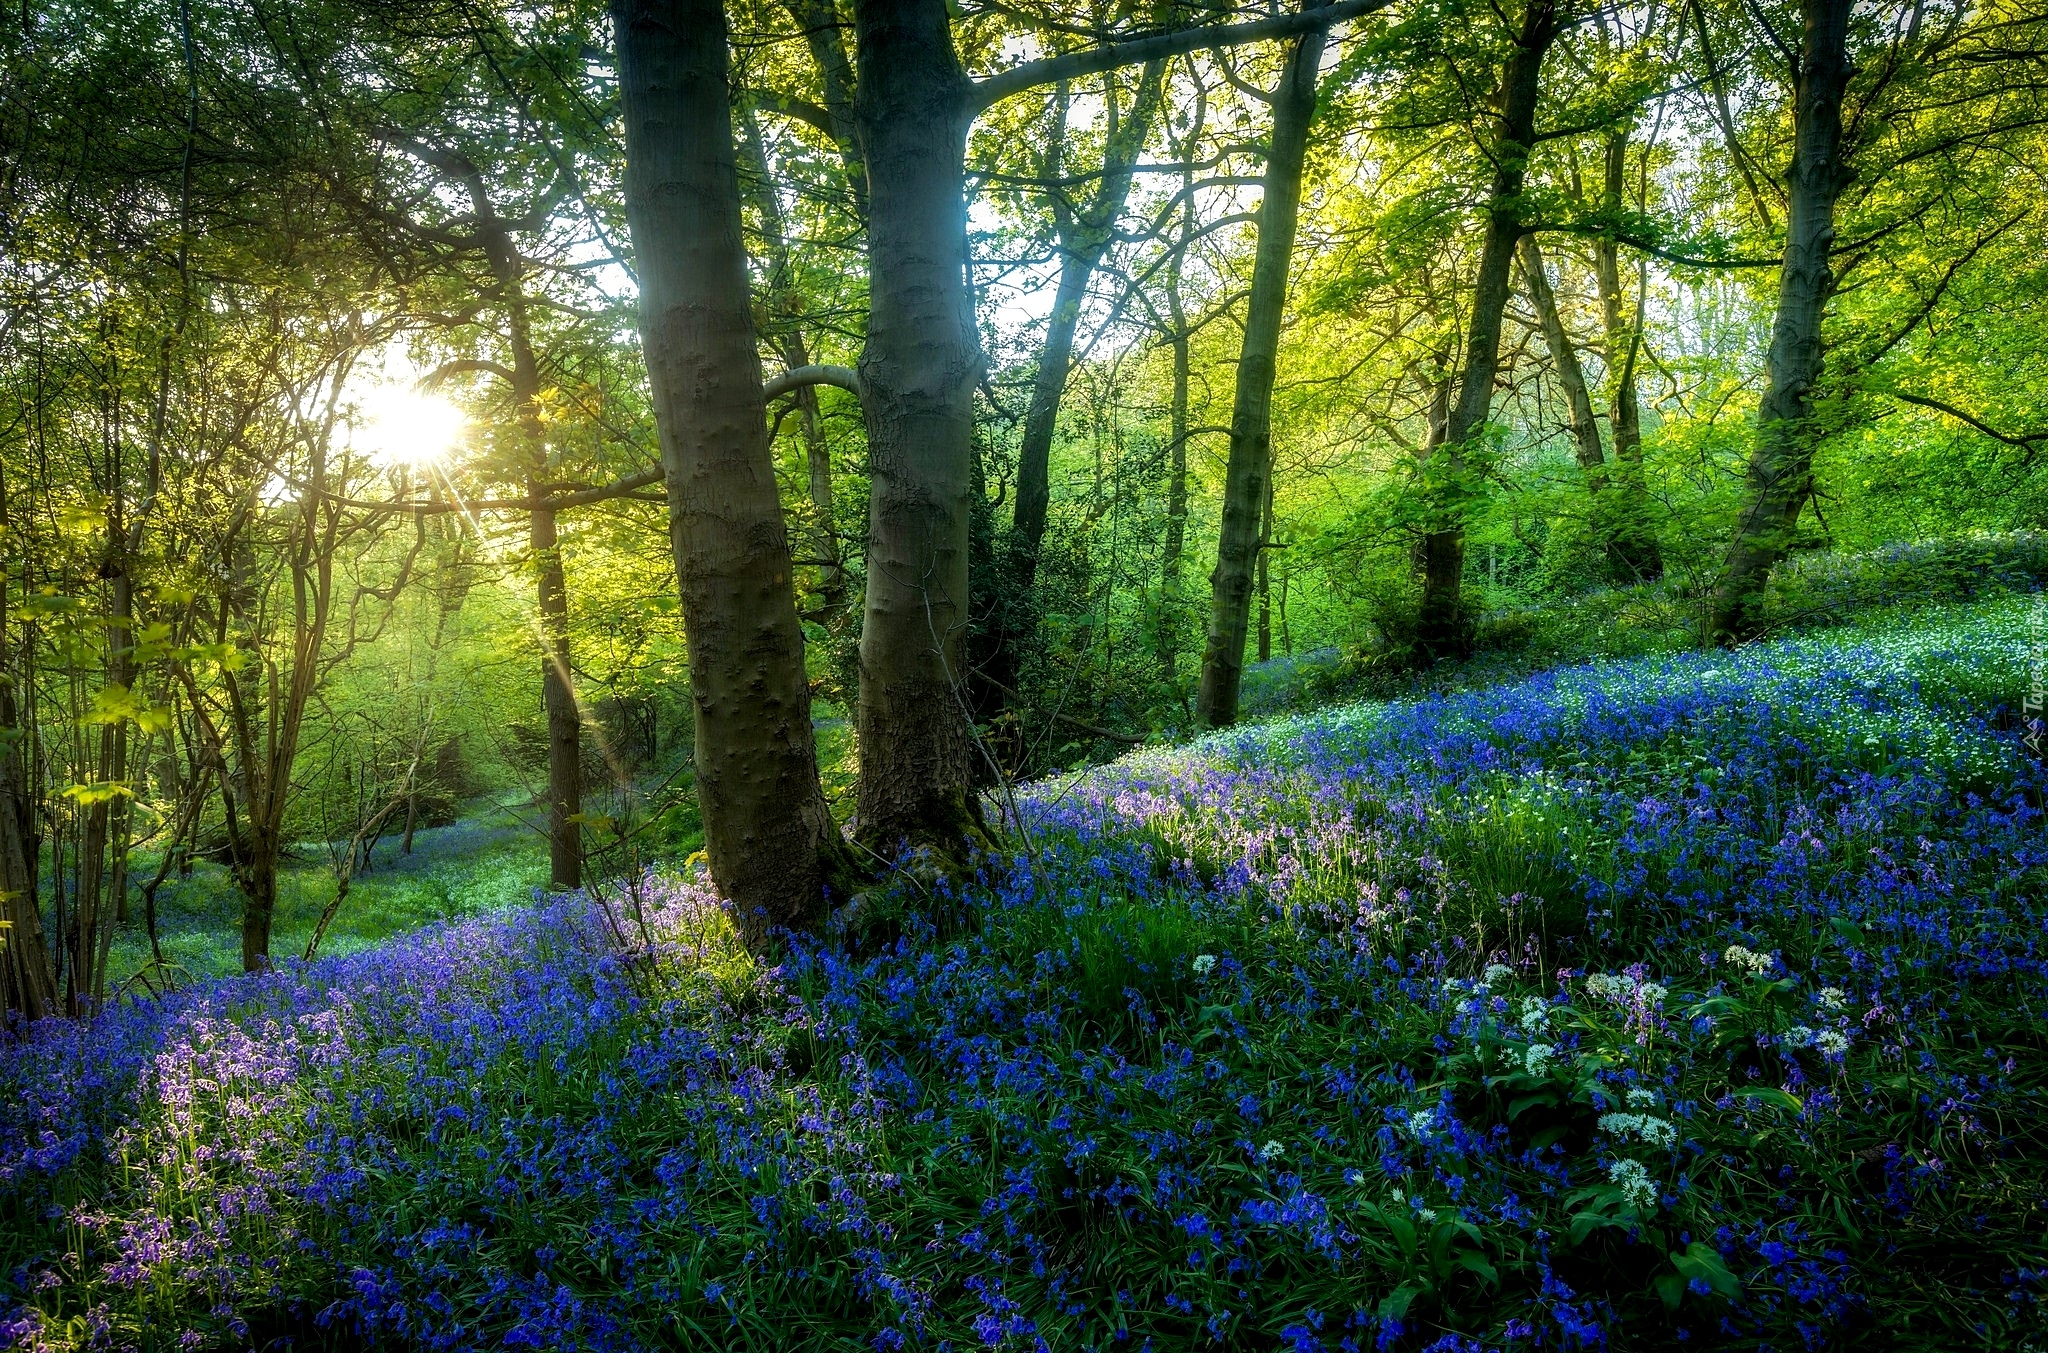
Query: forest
[[2, 0, 2047, 1348]]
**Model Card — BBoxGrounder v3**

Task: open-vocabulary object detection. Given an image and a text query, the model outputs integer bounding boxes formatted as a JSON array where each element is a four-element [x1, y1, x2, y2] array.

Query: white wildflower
[[1599, 1113, 1678, 1149], [1414, 1207, 1438, 1224], [1482, 963, 1515, 988], [1607, 1158, 1659, 1210], [1519, 996, 1552, 1033], [1524, 1043, 1557, 1074], [1441, 976, 1468, 994], [1258, 1140, 1284, 1161], [1817, 987, 1847, 1012], [1815, 1030, 1851, 1057], [1625, 1087, 1661, 1109], [1637, 983, 1669, 1007], [1192, 953, 1218, 977], [1344, 1169, 1366, 1186], [1723, 945, 1772, 975], [1781, 1025, 1816, 1049], [1405, 1108, 1439, 1141], [1585, 972, 1625, 1000]]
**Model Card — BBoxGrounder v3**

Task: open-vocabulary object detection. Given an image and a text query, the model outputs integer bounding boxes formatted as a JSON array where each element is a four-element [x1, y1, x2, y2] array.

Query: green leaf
[[1735, 1086, 1804, 1116], [1669, 1241, 1742, 1301], [1828, 915, 1866, 946], [1375, 1282, 1422, 1322]]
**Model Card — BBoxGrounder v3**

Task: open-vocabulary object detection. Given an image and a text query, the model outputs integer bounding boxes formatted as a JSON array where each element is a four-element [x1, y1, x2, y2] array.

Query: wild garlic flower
[[1524, 1043, 1557, 1074], [1625, 1087, 1660, 1109], [1781, 1025, 1816, 1048], [1519, 997, 1552, 1033], [1482, 963, 1515, 988], [1406, 1108, 1439, 1141], [1817, 987, 1848, 1011], [1258, 1140, 1284, 1161], [1192, 954, 1218, 977], [1815, 1030, 1851, 1057], [1723, 944, 1773, 975], [1598, 1113, 1678, 1149], [1608, 1158, 1659, 1210]]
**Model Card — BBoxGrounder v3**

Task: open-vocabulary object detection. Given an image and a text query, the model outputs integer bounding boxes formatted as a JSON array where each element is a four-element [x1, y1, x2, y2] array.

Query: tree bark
[[1415, 0, 1561, 658], [1195, 5, 1326, 728], [614, 0, 852, 941], [1709, 0, 1853, 643], [846, 0, 989, 855]]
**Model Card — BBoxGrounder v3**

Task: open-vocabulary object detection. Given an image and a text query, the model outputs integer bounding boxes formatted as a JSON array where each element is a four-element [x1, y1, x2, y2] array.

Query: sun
[[361, 386, 467, 469]]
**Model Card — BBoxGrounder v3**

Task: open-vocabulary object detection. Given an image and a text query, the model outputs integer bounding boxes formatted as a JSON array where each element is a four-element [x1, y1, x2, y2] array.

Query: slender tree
[[1414, 0, 1564, 657], [1196, 3, 1330, 727]]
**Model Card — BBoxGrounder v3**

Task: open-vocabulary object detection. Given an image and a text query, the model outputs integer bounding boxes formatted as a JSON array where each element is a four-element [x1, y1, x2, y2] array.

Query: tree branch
[[1882, 390, 2048, 454], [970, 0, 1395, 114], [763, 364, 861, 400]]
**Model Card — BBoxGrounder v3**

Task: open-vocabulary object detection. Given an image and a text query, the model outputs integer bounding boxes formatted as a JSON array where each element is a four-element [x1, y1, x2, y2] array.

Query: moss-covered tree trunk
[[1709, 0, 1853, 643]]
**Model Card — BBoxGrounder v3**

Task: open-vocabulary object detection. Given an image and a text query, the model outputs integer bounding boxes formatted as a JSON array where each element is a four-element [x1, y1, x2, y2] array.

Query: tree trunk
[[740, 102, 846, 620], [614, 0, 852, 940], [1709, 0, 1852, 643], [783, 0, 867, 217], [531, 503, 582, 890], [0, 569, 56, 1024], [847, 0, 989, 855], [1195, 6, 1325, 728], [1009, 59, 1166, 587], [1158, 93, 1202, 689], [1591, 131, 1663, 582], [238, 838, 277, 974], [1416, 0, 1561, 658], [1518, 235, 1606, 476], [1256, 475, 1274, 664]]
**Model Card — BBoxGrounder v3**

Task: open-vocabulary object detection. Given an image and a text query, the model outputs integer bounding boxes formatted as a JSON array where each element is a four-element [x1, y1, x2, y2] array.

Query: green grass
[[108, 808, 551, 988]]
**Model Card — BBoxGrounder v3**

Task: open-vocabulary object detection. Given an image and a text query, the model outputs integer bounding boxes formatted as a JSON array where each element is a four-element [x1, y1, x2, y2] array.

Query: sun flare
[[361, 387, 467, 469]]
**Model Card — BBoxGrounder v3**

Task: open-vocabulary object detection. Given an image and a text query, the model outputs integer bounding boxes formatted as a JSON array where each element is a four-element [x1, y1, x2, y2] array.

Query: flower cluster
[[4, 597, 2045, 1351]]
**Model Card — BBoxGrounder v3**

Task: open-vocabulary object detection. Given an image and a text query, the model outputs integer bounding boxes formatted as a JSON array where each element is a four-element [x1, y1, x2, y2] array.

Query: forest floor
[[106, 805, 551, 991], [5, 589, 2047, 1350]]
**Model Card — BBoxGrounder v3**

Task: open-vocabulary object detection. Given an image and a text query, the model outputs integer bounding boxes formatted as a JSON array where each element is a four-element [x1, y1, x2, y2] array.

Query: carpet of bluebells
[[4, 597, 2047, 1351]]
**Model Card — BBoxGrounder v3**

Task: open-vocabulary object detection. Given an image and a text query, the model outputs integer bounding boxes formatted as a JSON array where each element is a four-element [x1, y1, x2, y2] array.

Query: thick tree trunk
[[1591, 132, 1663, 582], [847, 0, 989, 855], [614, 0, 852, 942], [1194, 6, 1326, 728], [1416, 0, 1560, 658], [1709, 0, 1853, 643]]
